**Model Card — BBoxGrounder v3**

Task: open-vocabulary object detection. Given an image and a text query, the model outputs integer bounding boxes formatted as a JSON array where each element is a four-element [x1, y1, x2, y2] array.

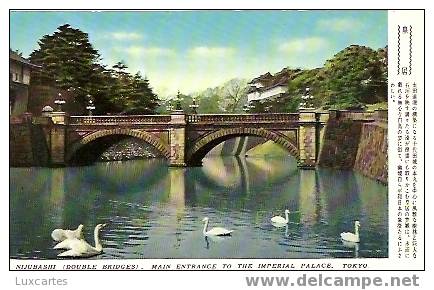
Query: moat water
[[10, 156, 388, 259]]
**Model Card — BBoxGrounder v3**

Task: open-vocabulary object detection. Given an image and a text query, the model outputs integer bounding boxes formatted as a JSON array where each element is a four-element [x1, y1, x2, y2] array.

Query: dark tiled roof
[[9, 50, 41, 68], [249, 67, 303, 91], [248, 72, 272, 84]]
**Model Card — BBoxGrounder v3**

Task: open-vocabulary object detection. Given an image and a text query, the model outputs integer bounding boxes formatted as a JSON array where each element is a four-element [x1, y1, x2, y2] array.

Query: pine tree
[[107, 61, 133, 113], [30, 24, 102, 107], [124, 73, 159, 114], [29, 25, 160, 114]]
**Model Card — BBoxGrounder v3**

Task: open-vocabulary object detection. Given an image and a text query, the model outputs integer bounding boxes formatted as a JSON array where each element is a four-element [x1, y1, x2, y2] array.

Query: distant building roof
[[248, 72, 272, 85], [248, 67, 304, 92], [9, 50, 41, 68]]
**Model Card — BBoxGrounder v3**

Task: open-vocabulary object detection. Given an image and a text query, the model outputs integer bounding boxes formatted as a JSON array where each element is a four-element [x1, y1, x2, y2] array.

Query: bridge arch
[[66, 128, 170, 164], [186, 127, 299, 166]]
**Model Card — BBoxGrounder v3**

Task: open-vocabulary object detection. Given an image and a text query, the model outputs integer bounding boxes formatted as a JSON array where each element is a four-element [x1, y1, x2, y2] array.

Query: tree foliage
[[249, 45, 387, 113], [323, 45, 387, 109], [220, 79, 248, 113], [157, 78, 248, 114], [29, 24, 159, 115], [191, 78, 248, 113]]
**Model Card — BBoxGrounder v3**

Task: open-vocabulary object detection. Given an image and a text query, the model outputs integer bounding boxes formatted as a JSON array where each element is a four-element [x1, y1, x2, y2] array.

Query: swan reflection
[[271, 223, 290, 238], [342, 240, 360, 258], [204, 235, 231, 249]]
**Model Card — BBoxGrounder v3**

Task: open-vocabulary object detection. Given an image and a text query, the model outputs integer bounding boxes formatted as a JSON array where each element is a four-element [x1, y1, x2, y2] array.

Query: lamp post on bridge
[[169, 90, 185, 115], [166, 99, 174, 112], [86, 95, 96, 116], [242, 105, 249, 113], [189, 97, 199, 114], [243, 102, 254, 113], [299, 87, 315, 110], [175, 90, 183, 111], [50, 92, 68, 125], [54, 93, 66, 112]]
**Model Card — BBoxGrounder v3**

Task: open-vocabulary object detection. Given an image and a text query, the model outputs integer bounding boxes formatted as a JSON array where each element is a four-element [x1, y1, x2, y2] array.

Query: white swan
[[56, 224, 106, 258], [202, 217, 233, 236], [51, 224, 84, 242], [340, 221, 360, 243], [271, 209, 290, 224]]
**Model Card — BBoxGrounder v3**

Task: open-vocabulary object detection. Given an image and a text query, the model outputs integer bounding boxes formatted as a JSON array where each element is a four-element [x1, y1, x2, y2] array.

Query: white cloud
[[188, 46, 235, 58], [106, 32, 143, 41], [278, 37, 328, 54], [316, 18, 362, 32], [119, 46, 175, 57]]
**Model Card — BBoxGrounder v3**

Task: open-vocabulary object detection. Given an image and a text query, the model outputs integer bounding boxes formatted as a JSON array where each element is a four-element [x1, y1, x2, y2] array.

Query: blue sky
[[10, 10, 387, 97]]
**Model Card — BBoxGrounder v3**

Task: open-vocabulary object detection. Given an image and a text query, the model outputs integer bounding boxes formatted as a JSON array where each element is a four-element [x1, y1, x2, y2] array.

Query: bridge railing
[[66, 111, 386, 126], [187, 113, 299, 124], [69, 115, 171, 125], [329, 110, 382, 122]]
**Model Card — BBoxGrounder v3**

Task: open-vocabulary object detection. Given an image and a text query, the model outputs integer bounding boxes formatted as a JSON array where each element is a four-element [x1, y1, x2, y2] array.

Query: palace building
[[246, 67, 303, 104], [9, 50, 40, 116]]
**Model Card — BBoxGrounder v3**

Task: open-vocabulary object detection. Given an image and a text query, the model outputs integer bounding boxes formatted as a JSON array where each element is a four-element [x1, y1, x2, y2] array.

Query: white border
[[3, 3, 431, 290]]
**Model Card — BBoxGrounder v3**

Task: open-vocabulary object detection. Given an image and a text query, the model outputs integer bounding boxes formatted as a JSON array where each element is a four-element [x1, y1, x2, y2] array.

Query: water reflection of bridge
[[44, 157, 387, 228], [10, 158, 387, 258], [58, 157, 299, 197]]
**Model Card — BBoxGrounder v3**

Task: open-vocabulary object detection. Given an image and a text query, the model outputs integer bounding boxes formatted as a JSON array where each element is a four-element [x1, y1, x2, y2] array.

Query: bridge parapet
[[329, 110, 376, 121], [187, 113, 299, 124], [373, 109, 388, 122], [69, 115, 171, 125], [328, 109, 388, 123]]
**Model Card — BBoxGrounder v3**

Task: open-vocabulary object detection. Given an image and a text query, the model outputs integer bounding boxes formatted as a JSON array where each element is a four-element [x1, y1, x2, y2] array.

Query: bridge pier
[[48, 112, 68, 167], [169, 111, 187, 167], [298, 111, 318, 169]]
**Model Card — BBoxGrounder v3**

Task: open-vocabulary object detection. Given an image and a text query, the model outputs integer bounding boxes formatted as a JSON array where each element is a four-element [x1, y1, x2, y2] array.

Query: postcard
[[6, 7, 426, 289]]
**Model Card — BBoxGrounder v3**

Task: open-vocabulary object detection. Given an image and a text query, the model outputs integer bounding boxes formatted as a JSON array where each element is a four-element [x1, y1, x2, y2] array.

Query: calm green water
[[10, 157, 388, 259]]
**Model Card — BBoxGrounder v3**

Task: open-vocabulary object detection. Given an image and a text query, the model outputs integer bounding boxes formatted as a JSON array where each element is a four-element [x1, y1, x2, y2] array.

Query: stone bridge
[[40, 110, 331, 168], [27, 108, 389, 169]]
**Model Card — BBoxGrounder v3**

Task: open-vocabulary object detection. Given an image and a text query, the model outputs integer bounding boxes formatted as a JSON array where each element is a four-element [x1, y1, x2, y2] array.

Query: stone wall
[[318, 118, 363, 169], [10, 84, 29, 116], [10, 122, 34, 166], [354, 122, 388, 183], [10, 117, 49, 167], [318, 116, 388, 183]]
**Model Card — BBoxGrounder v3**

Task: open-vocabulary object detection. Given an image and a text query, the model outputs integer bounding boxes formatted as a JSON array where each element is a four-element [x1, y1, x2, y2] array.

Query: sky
[[10, 10, 387, 98]]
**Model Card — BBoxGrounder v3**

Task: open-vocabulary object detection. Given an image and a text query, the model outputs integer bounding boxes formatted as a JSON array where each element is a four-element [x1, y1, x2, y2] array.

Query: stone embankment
[[318, 110, 387, 183]]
